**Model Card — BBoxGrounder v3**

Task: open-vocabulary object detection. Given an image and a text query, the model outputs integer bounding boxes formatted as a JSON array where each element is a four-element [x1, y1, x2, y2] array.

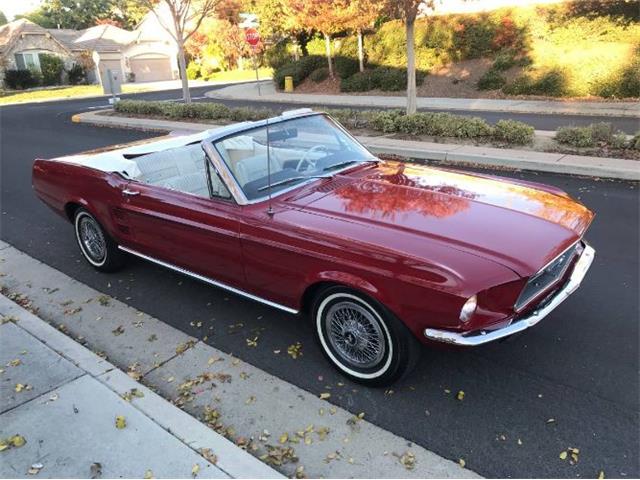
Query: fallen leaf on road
[[9, 359, 21, 367], [115, 415, 127, 429], [459, 458, 466, 468], [559, 451, 568, 460], [547, 418, 555, 424], [14, 383, 28, 392], [295, 465, 305, 479], [148, 334, 157, 342], [319, 392, 331, 400], [27, 463, 43, 475], [598, 471, 605, 479], [457, 390, 465, 401], [246, 395, 256, 405], [287, 342, 303, 359], [97, 295, 110, 306], [112, 326, 124, 336], [191, 463, 200, 477], [398, 451, 416, 470], [176, 340, 196, 355], [89, 462, 102, 479], [144, 469, 153, 479], [200, 448, 217, 464], [279, 432, 289, 444], [246, 337, 258, 347]]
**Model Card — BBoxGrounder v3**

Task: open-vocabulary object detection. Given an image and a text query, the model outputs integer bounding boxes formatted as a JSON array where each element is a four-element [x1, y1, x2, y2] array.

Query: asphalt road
[[1, 87, 638, 478]]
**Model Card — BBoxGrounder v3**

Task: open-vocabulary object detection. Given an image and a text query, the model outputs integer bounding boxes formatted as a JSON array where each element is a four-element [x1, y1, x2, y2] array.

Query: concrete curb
[[205, 82, 640, 118], [0, 294, 283, 479], [0, 241, 481, 479], [72, 110, 640, 181]]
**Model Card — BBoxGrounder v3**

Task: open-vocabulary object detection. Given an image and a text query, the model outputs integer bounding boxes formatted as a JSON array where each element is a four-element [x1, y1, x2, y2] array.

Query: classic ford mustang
[[33, 109, 595, 385]]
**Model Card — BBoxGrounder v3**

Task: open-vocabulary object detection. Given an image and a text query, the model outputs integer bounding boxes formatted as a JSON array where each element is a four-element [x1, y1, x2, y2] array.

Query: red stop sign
[[245, 28, 260, 46]]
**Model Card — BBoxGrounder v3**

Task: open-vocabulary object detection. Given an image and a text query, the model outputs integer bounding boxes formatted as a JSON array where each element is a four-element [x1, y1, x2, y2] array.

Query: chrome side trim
[[118, 246, 299, 315], [424, 243, 595, 347]]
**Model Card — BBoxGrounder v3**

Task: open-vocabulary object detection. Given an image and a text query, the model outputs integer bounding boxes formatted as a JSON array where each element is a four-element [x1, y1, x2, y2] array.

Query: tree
[[252, 0, 309, 58], [138, 0, 221, 103], [344, 0, 383, 72], [390, 0, 433, 114], [291, 0, 350, 78], [0, 10, 8, 26], [21, 0, 116, 29]]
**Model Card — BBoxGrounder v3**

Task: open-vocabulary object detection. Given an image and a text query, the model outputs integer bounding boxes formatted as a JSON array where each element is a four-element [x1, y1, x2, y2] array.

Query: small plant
[[39, 54, 65, 86], [493, 119, 535, 144], [555, 126, 595, 148], [67, 64, 86, 85], [477, 69, 506, 90], [335, 56, 360, 79], [4, 69, 39, 90], [309, 67, 329, 83]]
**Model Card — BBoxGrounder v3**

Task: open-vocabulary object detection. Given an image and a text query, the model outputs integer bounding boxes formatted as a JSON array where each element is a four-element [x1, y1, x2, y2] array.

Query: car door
[[115, 144, 245, 289]]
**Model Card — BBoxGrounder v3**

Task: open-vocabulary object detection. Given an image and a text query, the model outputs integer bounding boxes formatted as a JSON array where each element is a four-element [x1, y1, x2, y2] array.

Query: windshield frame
[[202, 112, 377, 206]]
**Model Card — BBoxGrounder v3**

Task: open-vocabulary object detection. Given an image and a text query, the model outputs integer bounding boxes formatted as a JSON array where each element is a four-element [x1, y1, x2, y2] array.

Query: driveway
[[1, 86, 638, 478]]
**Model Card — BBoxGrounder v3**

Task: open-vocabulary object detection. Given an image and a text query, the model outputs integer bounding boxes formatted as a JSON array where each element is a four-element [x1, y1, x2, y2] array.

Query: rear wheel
[[312, 286, 420, 386], [74, 208, 125, 272]]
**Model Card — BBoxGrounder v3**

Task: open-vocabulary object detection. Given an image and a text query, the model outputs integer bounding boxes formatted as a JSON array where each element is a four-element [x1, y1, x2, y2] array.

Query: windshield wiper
[[257, 175, 331, 192], [322, 159, 377, 172]]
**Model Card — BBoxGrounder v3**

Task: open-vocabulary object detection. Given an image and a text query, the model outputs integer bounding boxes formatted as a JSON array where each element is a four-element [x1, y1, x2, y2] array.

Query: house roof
[[0, 19, 51, 54], [49, 25, 135, 53]]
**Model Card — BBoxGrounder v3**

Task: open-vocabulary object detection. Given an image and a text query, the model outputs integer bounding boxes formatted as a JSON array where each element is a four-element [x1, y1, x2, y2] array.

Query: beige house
[[0, 13, 179, 88]]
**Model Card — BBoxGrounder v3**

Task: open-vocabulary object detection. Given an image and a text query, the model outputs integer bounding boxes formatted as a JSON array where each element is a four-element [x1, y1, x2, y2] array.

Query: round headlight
[[460, 295, 477, 323]]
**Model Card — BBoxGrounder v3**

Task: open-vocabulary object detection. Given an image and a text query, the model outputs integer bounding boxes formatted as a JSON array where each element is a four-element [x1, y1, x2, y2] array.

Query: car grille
[[515, 242, 580, 311]]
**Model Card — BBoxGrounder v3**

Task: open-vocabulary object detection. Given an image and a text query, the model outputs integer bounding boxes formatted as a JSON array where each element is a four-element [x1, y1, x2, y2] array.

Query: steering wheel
[[296, 145, 328, 172]]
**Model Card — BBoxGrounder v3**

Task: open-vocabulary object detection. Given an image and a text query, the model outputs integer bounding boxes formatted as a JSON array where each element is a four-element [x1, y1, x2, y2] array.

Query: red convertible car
[[33, 109, 595, 385]]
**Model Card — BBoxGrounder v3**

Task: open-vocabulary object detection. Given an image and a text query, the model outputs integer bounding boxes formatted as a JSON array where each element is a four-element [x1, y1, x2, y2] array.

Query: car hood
[[288, 161, 594, 277]]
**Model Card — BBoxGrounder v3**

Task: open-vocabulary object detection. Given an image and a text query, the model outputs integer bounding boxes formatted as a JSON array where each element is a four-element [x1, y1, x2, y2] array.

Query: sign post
[[244, 27, 261, 96]]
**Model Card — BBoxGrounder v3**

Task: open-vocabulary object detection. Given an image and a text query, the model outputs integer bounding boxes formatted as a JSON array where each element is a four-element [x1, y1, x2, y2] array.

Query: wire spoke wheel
[[325, 301, 386, 369], [78, 215, 106, 263]]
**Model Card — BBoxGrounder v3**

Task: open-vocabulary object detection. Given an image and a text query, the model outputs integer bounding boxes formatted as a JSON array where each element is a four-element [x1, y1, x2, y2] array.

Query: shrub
[[503, 68, 570, 96], [39, 54, 64, 86], [272, 55, 325, 89], [555, 123, 625, 148], [309, 67, 329, 82], [368, 110, 404, 133], [493, 119, 534, 144], [477, 69, 506, 90], [67, 64, 86, 85], [4, 69, 39, 89], [492, 51, 516, 71], [114, 100, 276, 123], [370, 68, 407, 91], [186, 62, 201, 80], [340, 71, 375, 92], [335, 56, 360, 79], [631, 131, 640, 150], [555, 126, 595, 147]]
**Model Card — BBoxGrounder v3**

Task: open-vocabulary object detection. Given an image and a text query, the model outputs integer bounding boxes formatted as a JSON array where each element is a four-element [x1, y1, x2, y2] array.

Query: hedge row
[[115, 100, 274, 123], [114, 100, 536, 145], [555, 122, 638, 150]]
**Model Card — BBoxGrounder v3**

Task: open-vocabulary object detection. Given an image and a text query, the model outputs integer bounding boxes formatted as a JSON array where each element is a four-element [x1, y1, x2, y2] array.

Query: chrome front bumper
[[424, 243, 596, 347]]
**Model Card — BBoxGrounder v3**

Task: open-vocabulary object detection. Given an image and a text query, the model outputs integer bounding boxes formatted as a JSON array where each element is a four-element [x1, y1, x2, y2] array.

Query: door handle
[[122, 189, 140, 196]]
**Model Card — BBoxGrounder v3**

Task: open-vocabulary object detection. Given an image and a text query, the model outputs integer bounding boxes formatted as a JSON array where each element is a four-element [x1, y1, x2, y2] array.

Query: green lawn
[[0, 84, 154, 105], [204, 67, 272, 82]]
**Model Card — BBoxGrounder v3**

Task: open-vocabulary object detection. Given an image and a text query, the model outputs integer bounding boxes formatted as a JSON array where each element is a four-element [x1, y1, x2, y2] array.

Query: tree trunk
[[177, 41, 191, 104], [357, 29, 364, 72], [324, 33, 334, 78], [405, 19, 417, 114]]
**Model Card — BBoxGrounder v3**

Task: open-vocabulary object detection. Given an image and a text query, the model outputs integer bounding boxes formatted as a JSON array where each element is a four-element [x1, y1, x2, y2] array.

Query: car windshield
[[213, 114, 375, 201]]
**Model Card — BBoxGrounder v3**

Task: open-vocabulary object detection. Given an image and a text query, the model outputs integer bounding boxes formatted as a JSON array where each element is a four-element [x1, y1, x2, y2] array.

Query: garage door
[[98, 60, 123, 86], [130, 57, 173, 82]]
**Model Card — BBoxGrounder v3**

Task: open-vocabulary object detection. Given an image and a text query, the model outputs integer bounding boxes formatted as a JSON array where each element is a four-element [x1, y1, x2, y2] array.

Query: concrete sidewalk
[[73, 110, 640, 181], [0, 241, 478, 479], [0, 288, 281, 477], [206, 81, 640, 118]]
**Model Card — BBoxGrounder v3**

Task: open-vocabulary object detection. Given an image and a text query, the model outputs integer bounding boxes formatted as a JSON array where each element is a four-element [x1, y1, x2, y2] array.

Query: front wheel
[[313, 287, 420, 387], [74, 208, 125, 272]]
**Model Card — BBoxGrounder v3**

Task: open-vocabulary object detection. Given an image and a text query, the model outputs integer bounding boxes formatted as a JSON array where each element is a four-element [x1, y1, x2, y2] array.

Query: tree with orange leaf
[[343, 0, 384, 72]]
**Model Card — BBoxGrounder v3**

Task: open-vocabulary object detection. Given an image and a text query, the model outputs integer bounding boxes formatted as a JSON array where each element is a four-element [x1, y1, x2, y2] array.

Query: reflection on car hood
[[291, 161, 594, 277]]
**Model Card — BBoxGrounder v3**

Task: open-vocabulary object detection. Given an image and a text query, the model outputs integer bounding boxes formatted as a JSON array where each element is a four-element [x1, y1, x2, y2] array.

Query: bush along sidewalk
[[114, 100, 535, 145]]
